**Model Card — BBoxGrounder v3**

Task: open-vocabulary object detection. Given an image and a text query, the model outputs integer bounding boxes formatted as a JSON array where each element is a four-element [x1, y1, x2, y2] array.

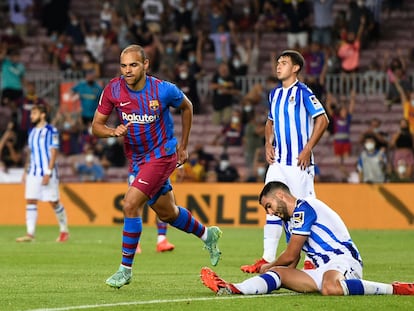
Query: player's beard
[[31, 116, 41, 126], [125, 71, 145, 89], [275, 200, 290, 222]]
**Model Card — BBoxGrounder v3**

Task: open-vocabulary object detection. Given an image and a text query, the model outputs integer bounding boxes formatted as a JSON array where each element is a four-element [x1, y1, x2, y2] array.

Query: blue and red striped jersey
[[98, 75, 184, 164]]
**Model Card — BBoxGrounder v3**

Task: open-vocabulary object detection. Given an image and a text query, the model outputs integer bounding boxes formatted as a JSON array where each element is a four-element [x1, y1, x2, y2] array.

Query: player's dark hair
[[278, 50, 305, 73], [258, 181, 291, 203]]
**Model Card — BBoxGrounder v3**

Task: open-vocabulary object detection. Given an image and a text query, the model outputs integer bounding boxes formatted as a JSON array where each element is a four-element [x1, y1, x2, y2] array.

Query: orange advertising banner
[[1, 183, 413, 229]]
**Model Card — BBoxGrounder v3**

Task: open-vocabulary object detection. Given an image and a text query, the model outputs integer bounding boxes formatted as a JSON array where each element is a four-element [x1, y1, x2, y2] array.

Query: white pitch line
[[25, 292, 299, 311]]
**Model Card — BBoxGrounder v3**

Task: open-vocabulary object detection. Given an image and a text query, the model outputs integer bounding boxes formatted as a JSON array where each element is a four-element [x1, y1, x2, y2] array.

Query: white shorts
[[265, 162, 315, 198], [303, 257, 363, 292], [25, 174, 60, 202]]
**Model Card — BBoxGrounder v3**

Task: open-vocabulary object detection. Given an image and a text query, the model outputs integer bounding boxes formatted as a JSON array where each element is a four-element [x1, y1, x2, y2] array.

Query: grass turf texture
[[0, 226, 413, 311]]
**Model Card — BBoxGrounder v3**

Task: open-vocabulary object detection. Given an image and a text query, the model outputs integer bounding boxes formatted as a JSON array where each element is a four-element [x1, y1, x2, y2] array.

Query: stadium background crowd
[[1, 0, 414, 184]]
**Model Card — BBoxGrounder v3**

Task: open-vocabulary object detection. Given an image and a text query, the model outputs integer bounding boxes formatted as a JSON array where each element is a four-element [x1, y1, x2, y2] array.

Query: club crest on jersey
[[149, 100, 159, 111], [309, 95, 323, 109], [292, 211, 305, 228], [288, 95, 295, 104]]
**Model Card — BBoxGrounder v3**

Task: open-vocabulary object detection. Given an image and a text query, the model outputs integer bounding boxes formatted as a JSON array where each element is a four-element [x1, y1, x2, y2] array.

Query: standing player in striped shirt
[[201, 181, 414, 296], [92, 44, 222, 289], [241, 50, 329, 273], [16, 104, 69, 242]]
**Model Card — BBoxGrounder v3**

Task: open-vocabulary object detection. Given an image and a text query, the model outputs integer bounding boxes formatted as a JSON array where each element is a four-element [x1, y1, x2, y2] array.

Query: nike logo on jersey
[[120, 101, 131, 106], [138, 178, 149, 185]]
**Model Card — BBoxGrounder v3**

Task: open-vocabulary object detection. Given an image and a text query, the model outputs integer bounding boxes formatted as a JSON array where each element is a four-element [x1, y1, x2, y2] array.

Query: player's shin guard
[[263, 215, 283, 262], [235, 270, 282, 295], [121, 217, 142, 268], [170, 206, 205, 238], [26, 204, 38, 236], [54, 203, 68, 232], [156, 219, 168, 242], [340, 279, 393, 295]]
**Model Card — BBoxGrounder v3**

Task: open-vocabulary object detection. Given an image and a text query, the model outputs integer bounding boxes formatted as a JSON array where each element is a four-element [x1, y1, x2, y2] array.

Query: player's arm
[[261, 234, 306, 272], [264, 118, 275, 164], [297, 113, 329, 169], [176, 94, 193, 166], [92, 111, 130, 138], [42, 147, 58, 185]]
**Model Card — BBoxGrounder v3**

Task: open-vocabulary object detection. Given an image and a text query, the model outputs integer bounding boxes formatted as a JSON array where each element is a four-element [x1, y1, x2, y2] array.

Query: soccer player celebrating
[[201, 181, 414, 296], [16, 104, 69, 242], [241, 50, 329, 273], [92, 44, 222, 289]]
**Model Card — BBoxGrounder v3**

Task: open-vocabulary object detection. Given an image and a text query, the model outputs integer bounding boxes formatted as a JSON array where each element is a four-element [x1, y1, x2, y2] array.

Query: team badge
[[288, 95, 295, 104], [292, 211, 305, 228], [149, 100, 159, 111]]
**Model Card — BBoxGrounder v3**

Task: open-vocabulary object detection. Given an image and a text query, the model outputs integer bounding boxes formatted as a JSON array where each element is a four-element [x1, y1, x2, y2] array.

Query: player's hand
[[259, 262, 273, 274], [42, 175, 50, 186], [176, 145, 188, 168], [297, 146, 312, 170], [113, 122, 131, 137], [265, 143, 275, 165]]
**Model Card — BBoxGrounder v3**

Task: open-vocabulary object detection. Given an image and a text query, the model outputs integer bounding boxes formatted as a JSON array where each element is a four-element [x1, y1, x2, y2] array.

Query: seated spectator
[[209, 61, 239, 125], [389, 159, 413, 182], [247, 146, 267, 183], [80, 50, 101, 78], [215, 153, 239, 182], [72, 147, 105, 182], [359, 117, 389, 152], [212, 109, 244, 147], [193, 143, 216, 172], [357, 134, 387, 183], [98, 136, 126, 169], [174, 61, 202, 114], [52, 107, 83, 156], [176, 151, 206, 182], [0, 123, 23, 169], [241, 75, 279, 109], [389, 118, 414, 181], [243, 110, 265, 181]]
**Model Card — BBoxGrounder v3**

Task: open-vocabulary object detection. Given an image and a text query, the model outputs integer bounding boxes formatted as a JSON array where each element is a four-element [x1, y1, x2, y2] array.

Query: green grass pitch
[[0, 226, 413, 311]]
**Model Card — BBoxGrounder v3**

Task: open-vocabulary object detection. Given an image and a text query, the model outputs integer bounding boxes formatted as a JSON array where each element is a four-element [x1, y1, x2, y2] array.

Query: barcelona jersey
[[98, 76, 184, 164]]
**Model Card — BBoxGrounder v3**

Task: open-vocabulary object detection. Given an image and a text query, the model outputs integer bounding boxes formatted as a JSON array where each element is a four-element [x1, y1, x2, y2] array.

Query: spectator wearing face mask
[[215, 153, 239, 182], [357, 134, 387, 183], [212, 110, 244, 147], [389, 159, 412, 182], [174, 61, 201, 114], [390, 118, 414, 181], [243, 110, 265, 181], [72, 146, 105, 182]]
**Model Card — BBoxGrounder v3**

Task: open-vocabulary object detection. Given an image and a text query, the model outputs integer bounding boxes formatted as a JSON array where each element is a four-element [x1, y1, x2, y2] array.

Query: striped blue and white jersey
[[267, 80, 326, 166], [27, 124, 59, 177], [283, 197, 363, 268]]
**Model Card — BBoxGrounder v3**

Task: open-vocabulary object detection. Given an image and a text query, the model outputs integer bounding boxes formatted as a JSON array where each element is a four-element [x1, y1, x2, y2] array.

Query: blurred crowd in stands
[[1, 0, 414, 184]]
